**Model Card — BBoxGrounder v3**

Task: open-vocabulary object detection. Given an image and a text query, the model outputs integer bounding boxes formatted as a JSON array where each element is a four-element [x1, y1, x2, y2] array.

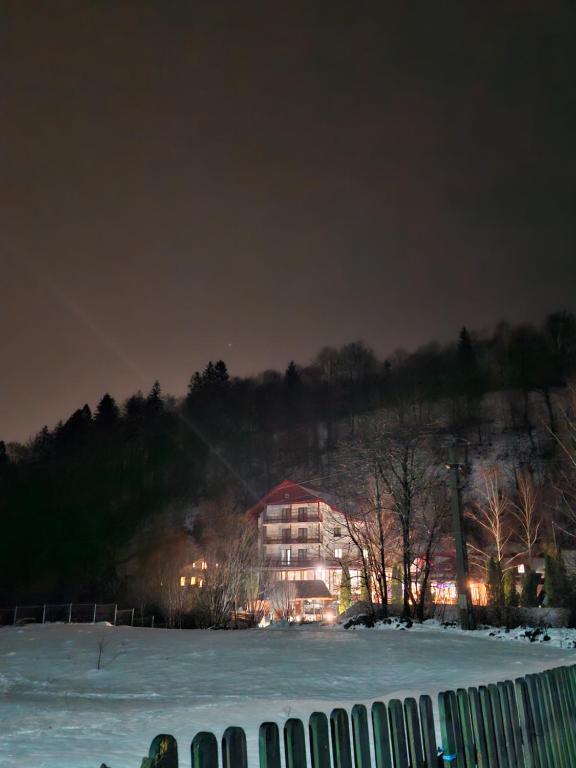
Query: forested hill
[[1, 312, 575, 603]]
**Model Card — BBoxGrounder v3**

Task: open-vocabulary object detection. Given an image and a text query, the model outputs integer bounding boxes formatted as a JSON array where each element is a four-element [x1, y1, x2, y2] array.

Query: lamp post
[[447, 441, 475, 630]]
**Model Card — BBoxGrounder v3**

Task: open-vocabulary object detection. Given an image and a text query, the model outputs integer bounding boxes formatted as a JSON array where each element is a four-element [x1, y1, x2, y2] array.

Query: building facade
[[248, 480, 361, 599]]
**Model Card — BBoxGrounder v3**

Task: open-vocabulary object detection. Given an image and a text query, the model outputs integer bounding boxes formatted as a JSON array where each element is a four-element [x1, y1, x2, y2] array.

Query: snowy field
[[1, 622, 575, 768]]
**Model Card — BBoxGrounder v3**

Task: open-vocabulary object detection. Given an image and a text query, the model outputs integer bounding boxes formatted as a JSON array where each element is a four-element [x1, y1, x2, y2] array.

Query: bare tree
[[467, 468, 514, 573], [511, 469, 542, 563], [376, 430, 438, 618], [267, 579, 295, 622]]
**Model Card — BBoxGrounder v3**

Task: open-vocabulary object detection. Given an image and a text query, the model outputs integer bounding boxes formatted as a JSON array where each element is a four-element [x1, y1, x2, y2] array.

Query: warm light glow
[[324, 610, 335, 623], [518, 564, 525, 574], [179, 576, 186, 587], [191, 576, 196, 585]]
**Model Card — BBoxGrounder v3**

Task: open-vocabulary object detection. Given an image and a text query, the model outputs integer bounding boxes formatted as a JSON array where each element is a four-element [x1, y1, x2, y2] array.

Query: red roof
[[246, 480, 342, 519]]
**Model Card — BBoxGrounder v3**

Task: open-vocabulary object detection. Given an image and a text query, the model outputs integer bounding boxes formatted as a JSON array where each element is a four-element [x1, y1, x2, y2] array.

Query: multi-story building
[[247, 479, 360, 598]]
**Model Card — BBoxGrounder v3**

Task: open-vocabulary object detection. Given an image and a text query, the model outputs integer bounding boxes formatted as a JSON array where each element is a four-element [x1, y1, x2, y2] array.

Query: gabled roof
[[246, 479, 342, 518]]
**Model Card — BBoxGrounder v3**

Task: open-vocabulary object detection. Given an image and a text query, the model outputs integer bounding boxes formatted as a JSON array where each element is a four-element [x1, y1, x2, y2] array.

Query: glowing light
[[518, 564, 525, 574]]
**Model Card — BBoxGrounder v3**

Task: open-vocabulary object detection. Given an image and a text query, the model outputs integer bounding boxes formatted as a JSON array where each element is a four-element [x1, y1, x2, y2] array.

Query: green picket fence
[[102, 663, 576, 768]]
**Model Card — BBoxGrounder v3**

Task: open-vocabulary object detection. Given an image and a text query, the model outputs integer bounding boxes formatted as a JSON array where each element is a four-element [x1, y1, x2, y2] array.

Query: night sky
[[1, 2, 575, 443]]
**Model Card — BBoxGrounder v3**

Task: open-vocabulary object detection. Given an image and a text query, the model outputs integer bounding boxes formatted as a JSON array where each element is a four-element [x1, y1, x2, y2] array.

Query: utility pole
[[447, 442, 475, 630]]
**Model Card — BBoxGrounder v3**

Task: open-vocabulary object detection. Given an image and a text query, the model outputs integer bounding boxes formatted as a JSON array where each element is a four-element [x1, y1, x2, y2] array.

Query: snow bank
[[0, 622, 574, 768]]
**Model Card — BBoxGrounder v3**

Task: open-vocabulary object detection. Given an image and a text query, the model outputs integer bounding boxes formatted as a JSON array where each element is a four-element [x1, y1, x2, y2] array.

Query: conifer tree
[[544, 552, 569, 607], [486, 557, 504, 607], [520, 567, 540, 607], [503, 569, 519, 607], [95, 393, 119, 425], [339, 565, 352, 613]]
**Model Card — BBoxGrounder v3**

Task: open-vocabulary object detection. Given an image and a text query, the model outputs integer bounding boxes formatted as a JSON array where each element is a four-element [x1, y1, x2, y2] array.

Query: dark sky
[[1, 1, 576, 443]]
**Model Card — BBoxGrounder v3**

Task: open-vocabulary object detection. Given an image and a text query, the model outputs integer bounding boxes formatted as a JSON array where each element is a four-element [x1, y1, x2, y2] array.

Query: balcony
[[264, 535, 322, 544], [263, 512, 321, 524]]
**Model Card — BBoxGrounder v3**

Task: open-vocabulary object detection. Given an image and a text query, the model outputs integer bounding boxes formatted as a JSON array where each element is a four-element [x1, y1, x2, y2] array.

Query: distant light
[[518, 564, 525, 574]]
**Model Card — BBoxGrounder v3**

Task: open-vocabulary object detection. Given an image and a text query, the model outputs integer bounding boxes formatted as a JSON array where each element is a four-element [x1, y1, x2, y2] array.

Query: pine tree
[[520, 567, 539, 607], [95, 393, 119, 425], [486, 557, 503, 607], [284, 361, 300, 389], [146, 381, 163, 415], [339, 565, 352, 613], [503, 569, 519, 607], [544, 552, 569, 607]]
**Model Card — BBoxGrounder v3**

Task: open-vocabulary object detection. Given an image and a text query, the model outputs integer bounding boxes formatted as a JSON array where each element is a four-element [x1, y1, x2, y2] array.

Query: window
[[362, 548, 368, 558], [191, 576, 196, 585], [298, 507, 308, 522], [335, 547, 343, 559], [199, 579, 204, 588], [281, 507, 290, 522], [180, 576, 186, 587], [201, 561, 208, 570], [298, 549, 307, 563], [333, 526, 342, 538], [282, 528, 291, 543], [281, 549, 291, 564], [298, 528, 308, 542]]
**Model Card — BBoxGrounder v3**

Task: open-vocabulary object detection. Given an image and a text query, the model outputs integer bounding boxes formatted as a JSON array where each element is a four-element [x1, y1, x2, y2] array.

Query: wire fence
[[0, 603, 155, 628]]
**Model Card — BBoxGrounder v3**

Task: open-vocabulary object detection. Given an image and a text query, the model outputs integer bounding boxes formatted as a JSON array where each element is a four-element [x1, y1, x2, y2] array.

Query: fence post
[[151, 615, 155, 629], [68, 603, 72, 623], [42, 604, 47, 624], [93, 604, 97, 623], [131, 608, 135, 626], [13, 606, 18, 625], [113, 604, 117, 626]]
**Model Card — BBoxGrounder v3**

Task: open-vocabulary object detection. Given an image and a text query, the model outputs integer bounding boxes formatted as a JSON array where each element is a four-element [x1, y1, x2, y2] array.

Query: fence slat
[[147, 735, 178, 768], [468, 687, 489, 768], [371, 702, 393, 768], [351, 704, 371, 768], [388, 699, 409, 768], [222, 727, 247, 768], [479, 686, 499, 767], [330, 708, 353, 768], [555, 668, 576, 761], [529, 674, 553, 767], [191, 732, 218, 768], [309, 712, 331, 768], [488, 683, 509, 768], [515, 677, 540, 768], [439, 690, 463, 767], [496, 682, 519, 767], [543, 671, 568, 768], [259, 723, 280, 768], [418, 695, 438, 768], [284, 718, 307, 768], [403, 698, 424, 768], [503, 680, 524, 766], [456, 689, 476, 768]]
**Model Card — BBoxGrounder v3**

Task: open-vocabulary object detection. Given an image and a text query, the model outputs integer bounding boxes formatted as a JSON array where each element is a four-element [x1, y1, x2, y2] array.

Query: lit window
[[362, 548, 368, 558], [191, 576, 196, 585], [335, 547, 343, 559], [518, 564, 525, 574], [202, 561, 207, 570], [199, 579, 203, 588], [180, 576, 186, 587], [334, 527, 342, 538], [192, 562, 197, 568]]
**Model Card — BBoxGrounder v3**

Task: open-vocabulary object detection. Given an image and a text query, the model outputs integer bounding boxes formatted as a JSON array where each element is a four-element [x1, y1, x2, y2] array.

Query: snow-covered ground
[[1, 622, 574, 768]]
